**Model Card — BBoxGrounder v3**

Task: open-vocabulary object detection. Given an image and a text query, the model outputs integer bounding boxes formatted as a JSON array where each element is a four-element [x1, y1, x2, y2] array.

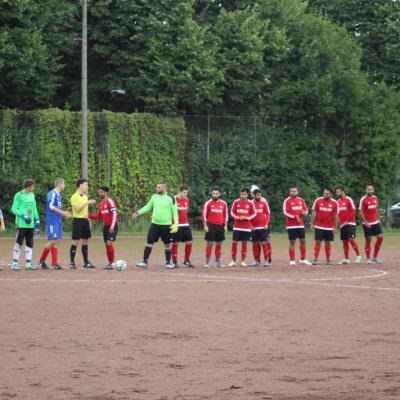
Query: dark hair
[[76, 178, 88, 188], [253, 189, 261, 195], [335, 186, 344, 192], [366, 183, 374, 188], [99, 186, 109, 192], [179, 184, 188, 192], [240, 188, 250, 195], [211, 187, 221, 193], [324, 187, 334, 194], [290, 184, 298, 189], [23, 179, 34, 189]]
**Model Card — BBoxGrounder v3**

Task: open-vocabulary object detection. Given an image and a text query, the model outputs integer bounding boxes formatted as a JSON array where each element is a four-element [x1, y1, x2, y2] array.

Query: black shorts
[[314, 228, 334, 242], [16, 228, 34, 248], [363, 223, 383, 239], [147, 223, 171, 245], [251, 228, 270, 243], [204, 223, 225, 242], [340, 224, 356, 241], [287, 228, 306, 241], [172, 226, 193, 243], [103, 224, 118, 242], [232, 230, 251, 242], [72, 218, 92, 240]]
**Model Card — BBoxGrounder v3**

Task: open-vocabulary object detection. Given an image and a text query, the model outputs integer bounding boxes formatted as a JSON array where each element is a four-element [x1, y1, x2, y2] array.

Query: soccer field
[[0, 234, 400, 399]]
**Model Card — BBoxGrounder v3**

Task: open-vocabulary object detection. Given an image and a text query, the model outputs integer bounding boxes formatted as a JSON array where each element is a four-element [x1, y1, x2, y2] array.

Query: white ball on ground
[[115, 260, 127, 271]]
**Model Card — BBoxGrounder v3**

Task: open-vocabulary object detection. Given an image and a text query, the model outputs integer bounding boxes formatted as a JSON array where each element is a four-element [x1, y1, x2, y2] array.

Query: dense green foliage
[[0, 109, 186, 227]]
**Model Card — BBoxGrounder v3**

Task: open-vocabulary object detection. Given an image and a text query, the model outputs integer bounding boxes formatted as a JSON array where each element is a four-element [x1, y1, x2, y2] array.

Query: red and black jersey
[[312, 197, 338, 230], [231, 199, 256, 232], [359, 195, 380, 225], [89, 198, 117, 229], [283, 196, 308, 229], [251, 197, 271, 229], [337, 196, 356, 227], [175, 196, 189, 226], [202, 199, 228, 226]]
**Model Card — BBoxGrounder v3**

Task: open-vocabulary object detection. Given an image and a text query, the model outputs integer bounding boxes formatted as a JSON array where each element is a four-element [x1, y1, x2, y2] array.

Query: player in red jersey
[[335, 187, 362, 265], [202, 187, 228, 268], [228, 188, 256, 267], [311, 188, 338, 265], [89, 186, 118, 269], [283, 185, 311, 266], [250, 188, 272, 267], [359, 184, 384, 264], [171, 185, 194, 268]]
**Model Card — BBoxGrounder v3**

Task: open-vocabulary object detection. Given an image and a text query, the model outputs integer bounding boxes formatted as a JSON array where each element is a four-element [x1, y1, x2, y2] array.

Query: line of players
[[0, 178, 383, 270]]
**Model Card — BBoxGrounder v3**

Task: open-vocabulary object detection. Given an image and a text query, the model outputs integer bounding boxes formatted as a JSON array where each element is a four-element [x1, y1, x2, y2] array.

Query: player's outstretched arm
[[135, 196, 154, 218]]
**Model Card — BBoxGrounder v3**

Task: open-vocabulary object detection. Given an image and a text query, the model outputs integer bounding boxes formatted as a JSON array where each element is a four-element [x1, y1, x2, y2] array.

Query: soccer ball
[[115, 260, 127, 271]]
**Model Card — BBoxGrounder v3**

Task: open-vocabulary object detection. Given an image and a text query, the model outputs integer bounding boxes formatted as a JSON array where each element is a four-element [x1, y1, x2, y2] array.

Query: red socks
[[289, 248, 295, 261], [184, 243, 192, 262], [314, 242, 321, 259], [325, 242, 331, 260], [343, 240, 350, 259], [231, 242, 238, 261], [205, 244, 212, 261], [262, 243, 269, 260], [349, 238, 360, 256], [40, 247, 50, 262], [373, 236, 383, 258], [300, 244, 306, 260], [171, 243, 178, 263], [50, 247, 58, 265], [215, 245, 222, 260], [365, 239, 371, 259], [252, 243, 261, 262], [241, 242, 247, 261], [266, 242, 272, 260], [106, 244, 115, 264]]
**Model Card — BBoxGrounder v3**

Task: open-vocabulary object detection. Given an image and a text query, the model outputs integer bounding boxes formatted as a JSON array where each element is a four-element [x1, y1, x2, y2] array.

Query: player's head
[[156, 182, 167, 194], [323, 187, 333, 199], [55, 178, 65, 192], [76, 178, 88, 193], [250, 184, 260, 198], [179, 184, 188, 198], [211, 187, 221, 201], [240, 188, 250, 201], [366, 184, 374, 196], [253, 188, 262, 200], [289, 185, 298, 198], [23, 179, 35, 192], [98, 186, 109, 199], [335, 186, 345, 198]]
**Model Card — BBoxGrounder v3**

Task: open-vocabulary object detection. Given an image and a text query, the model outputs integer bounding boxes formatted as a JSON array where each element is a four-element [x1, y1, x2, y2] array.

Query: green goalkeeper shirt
[[138, 193, 178, 226], [11, 190, 39, 229]]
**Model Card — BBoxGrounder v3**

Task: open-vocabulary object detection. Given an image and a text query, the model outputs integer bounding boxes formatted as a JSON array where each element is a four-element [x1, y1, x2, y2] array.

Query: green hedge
[[0, 109, 186, 229]]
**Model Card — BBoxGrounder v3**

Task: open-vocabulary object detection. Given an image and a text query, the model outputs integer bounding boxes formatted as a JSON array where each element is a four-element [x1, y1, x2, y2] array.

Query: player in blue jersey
[[39, 178, 71, 269]]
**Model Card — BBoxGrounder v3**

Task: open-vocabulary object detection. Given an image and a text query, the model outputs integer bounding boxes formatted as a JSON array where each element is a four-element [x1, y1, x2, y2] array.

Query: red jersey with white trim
[[175, 196, 189, 226], [312, 197, 338, 230], [251, 197, 271, 229], [283, 196, 308, 229], [231, 199, 256, 231], [337, 196, 356, 227], [359, 195, 380, 225], [202, 199, 228, 226], [89, 198, 117, 229]]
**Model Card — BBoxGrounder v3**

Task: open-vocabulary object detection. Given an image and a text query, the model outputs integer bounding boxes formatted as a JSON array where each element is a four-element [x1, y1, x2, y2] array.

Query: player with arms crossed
[[202, 187, 228, 268], [39, 178, 71, 270], [311, 188, 338, 265], [69, 178, 96, 269], [250, 188, 272, 267], [133, 182, 178, 269], [283, 185, 312, 266], [89, 186, 118, 270], [11, 179, 40, 270], [359, 184, 384, 264], [171, 185, 194, 268], [335, 186, 362, 265], [228, 188, 256, 267]]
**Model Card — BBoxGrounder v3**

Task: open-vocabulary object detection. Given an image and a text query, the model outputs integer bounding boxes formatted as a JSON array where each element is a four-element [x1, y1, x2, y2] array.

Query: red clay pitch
[[0, 235, 399, 400]]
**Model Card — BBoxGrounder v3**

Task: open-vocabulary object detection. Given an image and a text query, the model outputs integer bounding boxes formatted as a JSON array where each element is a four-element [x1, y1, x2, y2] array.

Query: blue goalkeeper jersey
[[45, 189, 62, 226]]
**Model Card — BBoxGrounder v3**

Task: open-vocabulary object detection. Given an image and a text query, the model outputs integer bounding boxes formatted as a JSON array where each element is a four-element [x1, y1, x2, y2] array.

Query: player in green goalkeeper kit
[[11, 179, 40, 270], [132, 182, 179, 269]]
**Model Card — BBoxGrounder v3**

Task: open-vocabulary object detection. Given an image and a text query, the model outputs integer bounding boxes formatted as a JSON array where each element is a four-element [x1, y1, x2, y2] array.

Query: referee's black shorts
[[72, 218, 92, 240]]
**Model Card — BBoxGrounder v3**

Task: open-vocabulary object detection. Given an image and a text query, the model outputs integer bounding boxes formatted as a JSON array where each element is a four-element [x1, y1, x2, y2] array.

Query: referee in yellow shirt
[[69, 178, 96, 269]]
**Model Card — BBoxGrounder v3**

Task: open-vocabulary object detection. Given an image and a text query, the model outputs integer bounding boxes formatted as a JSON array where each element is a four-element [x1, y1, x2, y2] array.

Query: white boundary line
[[0, 269, 399, 292]]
